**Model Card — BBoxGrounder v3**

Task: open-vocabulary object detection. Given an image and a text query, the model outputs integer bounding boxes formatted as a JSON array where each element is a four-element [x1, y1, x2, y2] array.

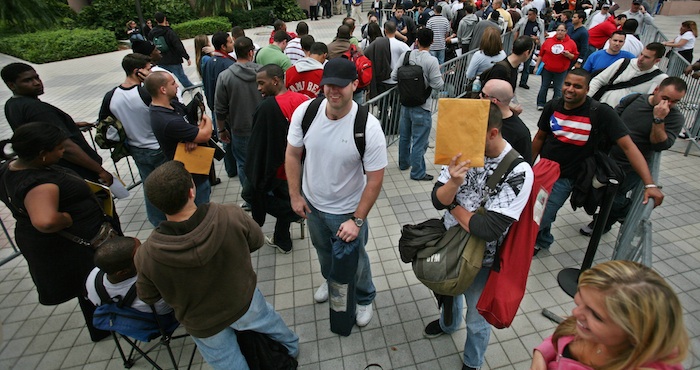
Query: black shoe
[[267, 236, 292, 254], [211, 177, 222, 186], [519, 84, 530, 89], [423, 319, 444, 339], [580, 221, 595, 236], [462, 365, 479, 370], [412, 174, 434, 181], [533, 246, 542, 256]]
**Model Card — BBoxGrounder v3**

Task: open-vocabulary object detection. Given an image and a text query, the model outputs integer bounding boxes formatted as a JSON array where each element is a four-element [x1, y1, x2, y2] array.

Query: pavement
[[0, 11, 699, 370]]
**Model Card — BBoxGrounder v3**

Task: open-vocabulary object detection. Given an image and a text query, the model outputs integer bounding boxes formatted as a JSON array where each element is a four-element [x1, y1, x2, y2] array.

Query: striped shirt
[[426, 15, 451, 51], [285, 37, 306, 65], [549, 111, 591, 146]]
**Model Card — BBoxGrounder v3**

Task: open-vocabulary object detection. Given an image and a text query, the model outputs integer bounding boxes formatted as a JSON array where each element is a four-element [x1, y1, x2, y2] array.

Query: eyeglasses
[[480, 91, 500, 102]]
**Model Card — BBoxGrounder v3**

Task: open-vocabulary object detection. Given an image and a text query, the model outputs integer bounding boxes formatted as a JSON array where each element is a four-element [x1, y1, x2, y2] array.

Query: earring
[[42, 156, 46, 162]]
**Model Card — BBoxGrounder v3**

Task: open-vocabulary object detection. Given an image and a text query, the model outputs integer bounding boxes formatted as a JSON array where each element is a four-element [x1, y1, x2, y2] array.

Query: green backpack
[[153, 35, 170, 53]]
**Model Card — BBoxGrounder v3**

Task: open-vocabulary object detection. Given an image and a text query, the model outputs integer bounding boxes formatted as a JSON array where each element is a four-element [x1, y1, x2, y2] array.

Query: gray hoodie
[[293, 57, 324, 73], [214, 61, 262, 136]]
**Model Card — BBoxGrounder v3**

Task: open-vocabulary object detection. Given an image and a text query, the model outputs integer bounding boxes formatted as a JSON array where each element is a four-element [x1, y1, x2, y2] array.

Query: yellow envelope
[[174, 143, 215, 175], [435, 99, 490, 167]]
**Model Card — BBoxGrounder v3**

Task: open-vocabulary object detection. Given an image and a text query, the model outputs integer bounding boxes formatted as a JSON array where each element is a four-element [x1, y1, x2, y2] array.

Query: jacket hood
[[294, 57, 324, 73], [143, 205, 228, 268], [461, 13, 479, 24], [230, 62, 260, 82], [150, 25, 169, 38]]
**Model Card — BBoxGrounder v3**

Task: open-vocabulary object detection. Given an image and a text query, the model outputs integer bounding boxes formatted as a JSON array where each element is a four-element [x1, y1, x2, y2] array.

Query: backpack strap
[[301, 97, 324, 137], [94, 270, 139, 309], [483, 149, 524, 206], [591, 58, 631, 101], [403, 50, 412, 67]]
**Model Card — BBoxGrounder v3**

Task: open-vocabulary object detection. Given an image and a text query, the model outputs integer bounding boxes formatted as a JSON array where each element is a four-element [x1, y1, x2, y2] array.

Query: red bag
[[476, 159, 560, 328], [343, 44, 373, 89]]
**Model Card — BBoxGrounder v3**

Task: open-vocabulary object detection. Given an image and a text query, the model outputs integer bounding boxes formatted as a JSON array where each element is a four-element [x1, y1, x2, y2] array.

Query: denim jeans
[[429, 49, 446, 66], [194, 177, 211, 206], [536, 177, 574, 250], [353, 90, 366, 105], [536, 68, 566, 107], [191, 288, 299, 370], [230, 134, 250, 189], [128, 146, 167, 226], [520, 51, 535, 85], [221, 139, 238, 177], [159, 63, 194, 88], [398, 105, 432, 180], [306, 202, 376, 305], [438, 267, 491, 368]]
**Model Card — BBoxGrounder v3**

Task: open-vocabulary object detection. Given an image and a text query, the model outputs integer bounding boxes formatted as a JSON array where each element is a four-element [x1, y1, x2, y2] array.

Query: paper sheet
[[174, 143, 215, 175], [435, 99, 490, 167]]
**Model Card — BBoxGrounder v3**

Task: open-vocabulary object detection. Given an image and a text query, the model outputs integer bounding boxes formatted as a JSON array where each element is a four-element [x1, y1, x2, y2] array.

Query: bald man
[[480, 79, 532, 163]]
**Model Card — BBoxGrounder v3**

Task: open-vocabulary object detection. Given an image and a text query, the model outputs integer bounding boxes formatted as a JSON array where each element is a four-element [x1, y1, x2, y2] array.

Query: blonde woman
[[663, 20, 697, 63], [531, 260, 688, 370], [194, 34, 215, 79]]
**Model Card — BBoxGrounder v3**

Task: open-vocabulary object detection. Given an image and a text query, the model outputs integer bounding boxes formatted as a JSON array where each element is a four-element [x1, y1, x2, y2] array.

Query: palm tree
[[195, 0, 251, 15], [0, 0, 60, 32]]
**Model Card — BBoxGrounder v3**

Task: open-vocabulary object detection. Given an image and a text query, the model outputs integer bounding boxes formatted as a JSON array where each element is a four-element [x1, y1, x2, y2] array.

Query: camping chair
[[92, 272, 197, 369]]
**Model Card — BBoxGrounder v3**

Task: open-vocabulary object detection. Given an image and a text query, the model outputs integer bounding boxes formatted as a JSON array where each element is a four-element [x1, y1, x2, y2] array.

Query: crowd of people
[[0, 1, 697, 369]]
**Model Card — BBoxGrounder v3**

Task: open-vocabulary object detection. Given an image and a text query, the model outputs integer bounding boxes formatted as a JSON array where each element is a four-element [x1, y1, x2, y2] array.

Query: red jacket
[[540, 34, 579, 73], [285, 58, 324, 98], [588, 15, 618, 49]]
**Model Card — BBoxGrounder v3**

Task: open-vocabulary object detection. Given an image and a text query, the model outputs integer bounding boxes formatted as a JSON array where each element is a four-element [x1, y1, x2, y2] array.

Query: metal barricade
[[611, 152, 661, 267]]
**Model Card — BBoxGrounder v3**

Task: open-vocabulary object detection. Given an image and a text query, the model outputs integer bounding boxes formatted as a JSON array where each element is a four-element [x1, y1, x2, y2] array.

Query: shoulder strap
[[486, 149, 523, 192], [354, 103, 369, 172], [301, 97, 324, 137], [95, 270, 138, 308], [591, 58, 631, 101], [588, 99, 605, 151], [137, 85, 152, 106], [403, 50, 412, 66], [98, 87, 118, 121]]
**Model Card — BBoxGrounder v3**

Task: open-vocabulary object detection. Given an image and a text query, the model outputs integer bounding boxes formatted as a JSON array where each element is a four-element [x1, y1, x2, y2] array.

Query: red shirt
[[285, 66, 324, 98], [588, 16, 619, 49], [540, 35, 579, 73], [274, 91, 309, 179]]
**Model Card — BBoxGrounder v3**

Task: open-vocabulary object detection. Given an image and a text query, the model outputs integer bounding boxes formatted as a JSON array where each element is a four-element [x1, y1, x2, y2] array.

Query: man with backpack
[[147, 12, 193, 88], [531, 68, 664, 255], [422, 103, 534, 370], [285, 58, 387, 328], [391, 27, 444, 181]]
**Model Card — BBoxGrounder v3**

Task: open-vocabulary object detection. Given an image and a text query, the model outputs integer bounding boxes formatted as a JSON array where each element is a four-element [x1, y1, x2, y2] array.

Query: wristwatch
[[351, 216, 364, 228], [653, 117, 664, 124]]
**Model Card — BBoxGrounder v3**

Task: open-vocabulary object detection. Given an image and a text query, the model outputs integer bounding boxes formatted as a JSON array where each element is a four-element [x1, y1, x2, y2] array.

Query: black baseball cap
[[320, 58, 357, 87]]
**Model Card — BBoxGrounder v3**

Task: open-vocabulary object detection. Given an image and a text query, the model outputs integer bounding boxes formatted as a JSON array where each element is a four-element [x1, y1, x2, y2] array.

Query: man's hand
[[219, 129, 231, 143], [643, 187, 664, 207], [98, 170, 114, 186], [684, 64, 693, 75], [653, 99, 670, 120], [75, 121, 94, 128], [291, 194, 310, 218], [447, 153, 471, 185], [184, 142, 198, 152], [337, 219, 360, 242], [186, 59, 192, 66]]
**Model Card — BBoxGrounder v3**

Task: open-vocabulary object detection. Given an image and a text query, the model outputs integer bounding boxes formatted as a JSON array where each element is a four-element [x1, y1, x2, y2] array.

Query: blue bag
[[328, 236, 359, 336]]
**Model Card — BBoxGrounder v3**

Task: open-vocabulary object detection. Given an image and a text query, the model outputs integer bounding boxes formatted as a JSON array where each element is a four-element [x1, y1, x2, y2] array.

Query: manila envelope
[[174, 143, 215, 175], [435, 99, 489, 167]]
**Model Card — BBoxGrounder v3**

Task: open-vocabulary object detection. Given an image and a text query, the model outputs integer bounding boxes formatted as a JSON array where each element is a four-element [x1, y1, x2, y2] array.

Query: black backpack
[[397, 50, 432, 107], [478, 59, 512, 91]]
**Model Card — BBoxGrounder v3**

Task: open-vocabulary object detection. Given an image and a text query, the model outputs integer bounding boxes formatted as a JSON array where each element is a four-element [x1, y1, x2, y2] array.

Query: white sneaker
[[356, 303, 373, 327], [314, 282, 328, 303]]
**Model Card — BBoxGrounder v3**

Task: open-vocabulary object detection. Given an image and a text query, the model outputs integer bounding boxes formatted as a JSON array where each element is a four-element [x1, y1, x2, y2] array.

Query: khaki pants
[[351, 3, 364, 24]]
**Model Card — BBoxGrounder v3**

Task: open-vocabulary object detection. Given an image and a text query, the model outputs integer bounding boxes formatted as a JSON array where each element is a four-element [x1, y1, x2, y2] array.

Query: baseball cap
[[632, 0, 641, 4], [132, 39, 156, 55], [602, 3, 611, 7], [320, 58, 357, 87]]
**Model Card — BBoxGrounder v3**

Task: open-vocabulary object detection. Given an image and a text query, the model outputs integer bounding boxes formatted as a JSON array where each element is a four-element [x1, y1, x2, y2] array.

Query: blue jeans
[[536, 69, 566, 107], [222, 139, 238, 178], [191, 288, 299, 370], [159, 63, 194, 88], [536, 177, 574, 250], [230, 134, 250, 189], [128, 146, 167, 226], [306, 202, 376, 305], [430, 49, 445, 66], [353, 90, 365, 105], [194, 177, 211, 206], [398, 106, 432, 180], [521, 51, 535, 85], [438, 267, 491, 368]]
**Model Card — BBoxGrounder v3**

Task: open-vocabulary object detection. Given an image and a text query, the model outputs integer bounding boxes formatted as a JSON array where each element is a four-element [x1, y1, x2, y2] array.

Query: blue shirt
[[567, 25, 589, 60], [583, 49, 636, 73]]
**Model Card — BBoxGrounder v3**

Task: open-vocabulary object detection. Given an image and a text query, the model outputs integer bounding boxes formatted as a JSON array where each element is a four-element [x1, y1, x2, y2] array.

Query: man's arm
[[168, 29, 190, 62], [61, 139, 114, 185], [192, 114, 213, 143], [214, 73, 231, 143], [285, 144, 311, 218], [336, 168, 384, 242], [532, 129, 547, 161], [427, 58, 445, 90], [616, 135, 664, 206]]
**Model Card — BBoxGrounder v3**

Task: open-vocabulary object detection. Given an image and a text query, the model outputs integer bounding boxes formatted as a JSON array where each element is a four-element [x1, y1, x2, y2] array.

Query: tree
[[195, 0, 251, 15], [0, 0, 61, 32]]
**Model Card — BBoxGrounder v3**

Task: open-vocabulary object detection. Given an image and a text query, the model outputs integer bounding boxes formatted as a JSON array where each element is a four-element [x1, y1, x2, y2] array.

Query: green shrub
[[77, 0, 195, 38], [223, 7, 274, 29], [171, 17, 231, 39], [273, 0, 307, 22], [0, 28, 117, 64]]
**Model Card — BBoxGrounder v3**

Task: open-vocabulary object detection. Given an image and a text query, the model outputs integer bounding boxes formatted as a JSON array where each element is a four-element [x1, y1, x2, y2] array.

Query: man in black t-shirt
[[1, 63, 114, 186], [530, 68, 663, 255], [481, 79, 532, 164], [144, 71, 213, 205]]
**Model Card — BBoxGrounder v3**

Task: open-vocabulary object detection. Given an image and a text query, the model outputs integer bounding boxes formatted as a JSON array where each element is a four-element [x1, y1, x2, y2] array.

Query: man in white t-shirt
[[86, 237, 171, 314], [285, 58, 387, 328]]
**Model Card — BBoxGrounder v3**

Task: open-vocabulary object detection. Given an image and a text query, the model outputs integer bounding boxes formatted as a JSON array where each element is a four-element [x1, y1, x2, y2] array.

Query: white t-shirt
[[384, 37, 412, 84], [110, 86, 160, 150], [287, 99, 388, 214], [86, 268, 172, 314], [587, 11, 608, 29], [674, 30, 696, 52], [603, 34, 644, 57]]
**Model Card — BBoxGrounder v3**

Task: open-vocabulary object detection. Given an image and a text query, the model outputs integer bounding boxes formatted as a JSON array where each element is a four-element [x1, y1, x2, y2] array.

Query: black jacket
[[148, 25, 190, 65]]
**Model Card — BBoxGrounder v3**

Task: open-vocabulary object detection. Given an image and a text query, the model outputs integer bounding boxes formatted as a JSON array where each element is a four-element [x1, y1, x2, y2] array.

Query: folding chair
[[93, 271, 197, 369]]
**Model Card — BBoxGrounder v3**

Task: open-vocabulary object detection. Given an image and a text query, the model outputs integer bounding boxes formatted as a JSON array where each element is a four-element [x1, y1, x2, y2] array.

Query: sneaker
[[356, 303, 373, 326], [519, 84, 530, 89], [240, 202, 251, 211], [266, 236, 292, 254], [423, 319, 444, 338], [537, 106, 544, 111], [314, 282, 328, 303], [579, 221, 595, 237]]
